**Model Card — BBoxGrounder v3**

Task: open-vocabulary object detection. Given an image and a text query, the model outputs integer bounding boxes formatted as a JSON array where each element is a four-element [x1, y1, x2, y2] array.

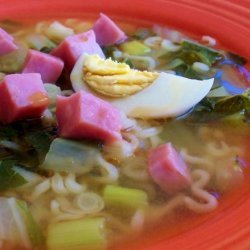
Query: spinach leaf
[[186, 90, 250, 122], [0, 125, 19, 139], [123, 58, 135, 68], [0, 160, 27, 191], [0, 120, 56, 170], [181, 40, 222, 66], [183, 67, 202, 80], [25, 130, 53, 158], [159, 40, 223, 80]]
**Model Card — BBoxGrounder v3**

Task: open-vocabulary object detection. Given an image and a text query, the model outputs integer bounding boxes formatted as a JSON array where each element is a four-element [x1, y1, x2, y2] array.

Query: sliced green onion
[[112, 50, 123, 59], [26, 34, 56, 51], [47, 217, 106, 250], [167, 58, 185, 70], [45, 21, 74, 42], [192, 62, 210, 73], [120, 40, 151, 56], [161, 39, 181, 52], [123, 54, 156, 70], [13, 166, 42, 186], [103, 185, 148, 209], [143, 36, 162, 48], [44, 83, 62, 107]]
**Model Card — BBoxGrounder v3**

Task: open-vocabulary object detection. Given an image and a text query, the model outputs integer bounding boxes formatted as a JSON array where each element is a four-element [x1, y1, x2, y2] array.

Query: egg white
[[71, 54, 213, 118]]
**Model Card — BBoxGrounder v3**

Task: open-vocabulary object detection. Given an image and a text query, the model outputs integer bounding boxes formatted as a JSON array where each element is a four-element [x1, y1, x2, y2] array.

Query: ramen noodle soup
[[0, 14, 249, 250]]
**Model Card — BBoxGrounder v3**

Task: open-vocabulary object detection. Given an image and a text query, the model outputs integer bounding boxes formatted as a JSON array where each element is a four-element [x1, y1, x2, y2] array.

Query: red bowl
[[0, 0, 249, 249]]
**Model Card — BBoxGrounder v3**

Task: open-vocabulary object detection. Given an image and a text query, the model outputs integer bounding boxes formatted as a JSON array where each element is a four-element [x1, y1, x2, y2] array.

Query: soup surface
[[0, 15, 249, 250]]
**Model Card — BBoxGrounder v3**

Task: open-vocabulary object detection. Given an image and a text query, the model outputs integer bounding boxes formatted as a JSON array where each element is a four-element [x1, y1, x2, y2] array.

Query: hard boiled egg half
[[71, 54, 213, 119]]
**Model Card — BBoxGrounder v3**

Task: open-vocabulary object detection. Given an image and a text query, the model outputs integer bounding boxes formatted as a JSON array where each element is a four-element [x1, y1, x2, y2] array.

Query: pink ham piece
[[51, 30, 104, 70], [93, 13, 127, 46], [148, 143, 191, 193], [56, 91, 122, 142], [22, 50, 64, 83], [0, 73, 49, 124], [0, 27, 18, 55]]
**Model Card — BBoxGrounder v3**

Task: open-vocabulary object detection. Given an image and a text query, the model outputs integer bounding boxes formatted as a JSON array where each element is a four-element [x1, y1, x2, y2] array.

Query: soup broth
[[0, 16, 249, 250]]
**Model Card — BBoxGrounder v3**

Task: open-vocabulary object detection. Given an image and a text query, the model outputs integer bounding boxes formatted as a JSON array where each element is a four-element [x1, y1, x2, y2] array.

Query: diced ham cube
[[22, 50, 64, 83], [0, 73, 49, 124], [0, 27, 18, 55], [148, 143, 191, 193], [56, 91, 122, 142], [51, 30, 104, 70], [93, 13, 127, 46]]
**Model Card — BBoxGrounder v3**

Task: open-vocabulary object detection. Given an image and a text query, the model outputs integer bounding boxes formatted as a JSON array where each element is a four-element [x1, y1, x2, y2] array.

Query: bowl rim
[[0, 1, 249, 249]]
